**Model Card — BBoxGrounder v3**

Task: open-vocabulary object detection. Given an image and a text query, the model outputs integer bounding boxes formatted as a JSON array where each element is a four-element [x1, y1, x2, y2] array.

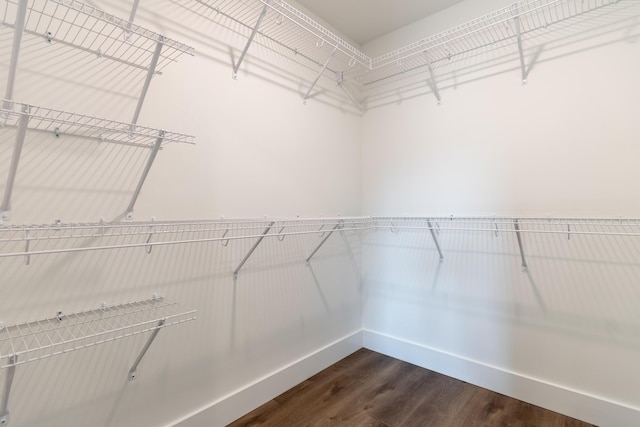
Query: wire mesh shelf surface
[[0, 0, 194, 72], [0, 297, 197, 369], [0, 99, 195, 146]]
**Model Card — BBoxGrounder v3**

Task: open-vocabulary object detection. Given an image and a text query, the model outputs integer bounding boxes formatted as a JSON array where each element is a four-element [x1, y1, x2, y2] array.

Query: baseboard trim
[[363, 329, 640, 427], [171, 330, 363, 427]]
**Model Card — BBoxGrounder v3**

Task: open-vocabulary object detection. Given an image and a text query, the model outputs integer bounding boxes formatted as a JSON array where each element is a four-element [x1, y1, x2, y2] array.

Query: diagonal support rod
[[131, 36, 164, 126], [0, 355, 17, 425], [233, 1, 271, 79], [423, 50, 441, 103], [128, 319, 164, 381], [303, 46, 337, 103], [306, 221, 342, 264], [514, 219, 528, 272], [234, 221, 275, 278], [125, 131, 164, 220], [1, 106, 30, 222], [426, 220, 444, 262], [3, 0, 28, 110], [513, 3, 527, 85]]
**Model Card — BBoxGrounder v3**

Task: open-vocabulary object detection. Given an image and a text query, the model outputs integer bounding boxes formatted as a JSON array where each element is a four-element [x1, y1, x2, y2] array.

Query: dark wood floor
[[229, 349, 595, 427]]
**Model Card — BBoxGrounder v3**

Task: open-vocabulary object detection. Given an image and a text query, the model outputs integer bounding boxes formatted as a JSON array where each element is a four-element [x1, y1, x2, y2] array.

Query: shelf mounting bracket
[[125, 131, 164, 220], [0, 355, 17, 426], [423, 50, 441, 104], [128, 319, 165, 381], [513, 3, 527, 85], [306, 221, 343, 264], [233, 221, 275, 278], [131, 35, 164, 127], [233, 0, 271, 79], [0, 104, 30, 222], [514, 219, 528, 272], [3, 0, 28, 109], [303, 46, 338, 103], [427, 220, 444, 262], [124, 0, 141, 38]]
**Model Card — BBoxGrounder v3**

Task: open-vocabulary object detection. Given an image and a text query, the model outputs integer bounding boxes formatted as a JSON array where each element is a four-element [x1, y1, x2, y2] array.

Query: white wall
[[361, 1, 640, 426], [0, 0, 362, 426]]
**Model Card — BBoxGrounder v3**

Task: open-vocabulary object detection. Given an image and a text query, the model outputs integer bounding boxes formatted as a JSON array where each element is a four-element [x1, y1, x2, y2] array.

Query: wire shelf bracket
[[233, 221, 275, 278], [0, 104, 30, 224], [422, 50, 441, 104], [2, 0, 27, 108], [514, 219, 528, 272], [0, 355, 16, 425], [125, 131, 164, 220], [513, 2, 528, 85], [306, 220, 343, 264], [131, 36, 165, 126], [427, 220, 444, 262], [233, 0, 271, 79], [303, 46, 338, 104]]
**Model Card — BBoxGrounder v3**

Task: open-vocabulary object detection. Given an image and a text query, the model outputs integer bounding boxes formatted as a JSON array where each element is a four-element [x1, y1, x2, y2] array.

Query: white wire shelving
[[0, 0, 194, 72], [0, 296, 196, 369], [195, 0, 624, 105], [2, 216, 640, 265], [0, 296, 196, 424], [0, 99, 195, 146]]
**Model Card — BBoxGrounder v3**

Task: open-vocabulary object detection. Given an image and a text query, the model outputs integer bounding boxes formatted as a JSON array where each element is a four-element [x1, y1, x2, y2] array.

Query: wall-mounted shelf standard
[[0, 100, 195, 222], [193, 0, 623, 105], [0, 296, 196, 425]]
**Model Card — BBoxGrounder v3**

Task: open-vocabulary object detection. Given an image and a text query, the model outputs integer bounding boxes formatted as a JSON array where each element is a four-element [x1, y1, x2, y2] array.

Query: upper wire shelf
[[0, 296, 196, 369], [0, 0, 194, 72], [0, 99, 195, 146], [196, 0, 622, 99]]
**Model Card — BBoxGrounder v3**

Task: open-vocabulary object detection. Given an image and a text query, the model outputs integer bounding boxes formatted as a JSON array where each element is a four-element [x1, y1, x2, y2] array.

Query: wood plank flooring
[[228, 349, 595, 427]]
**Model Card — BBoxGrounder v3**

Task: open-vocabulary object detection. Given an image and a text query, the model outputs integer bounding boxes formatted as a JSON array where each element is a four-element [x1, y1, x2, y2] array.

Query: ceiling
[[294, 0, 465, 46]]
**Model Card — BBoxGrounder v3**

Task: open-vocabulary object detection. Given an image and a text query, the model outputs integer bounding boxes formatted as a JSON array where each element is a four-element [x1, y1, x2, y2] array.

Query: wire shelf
[[2, 217, 640, 260], [0, 99, 195, 146], [0, 297, 196, 369], [358, 0, 619, 87], [196, 0, 370, 77], [193, 0, 622, 101], [0, 0, 194, 72]]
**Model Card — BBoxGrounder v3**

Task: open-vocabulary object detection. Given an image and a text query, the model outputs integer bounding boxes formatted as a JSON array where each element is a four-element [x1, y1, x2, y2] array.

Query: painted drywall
[[361, 1, 640, 426], [0, 0, 363, 426]]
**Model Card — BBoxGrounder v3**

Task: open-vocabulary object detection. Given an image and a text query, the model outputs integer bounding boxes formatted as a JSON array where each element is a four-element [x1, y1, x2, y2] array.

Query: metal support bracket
[[3, 0, 28, 108], [128, 319, 165, 381], [124, 0, 141, 38], [145, 222, 154, 254], [233, 221, 275, 278], [513, 3, 527, 85], [426, 220, 444, 262], [0, 105, 30, 222], [423, 50, 442, 104], [131, 36, 164, 126], [514, 219, 528, 272], [306, 221, 343, 264], [0, 355, 17, 426], [233, 0, 271, 79], [125, 131, 164, 220], [303, 46, 337, 103]]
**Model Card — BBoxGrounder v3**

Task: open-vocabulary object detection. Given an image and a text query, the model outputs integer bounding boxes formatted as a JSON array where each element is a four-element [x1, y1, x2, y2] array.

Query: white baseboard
[[171, 330, 363, 427], [363, 329, 640, 427]]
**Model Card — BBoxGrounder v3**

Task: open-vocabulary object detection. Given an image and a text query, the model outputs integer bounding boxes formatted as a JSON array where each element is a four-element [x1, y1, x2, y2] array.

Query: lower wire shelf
[[0, 296, 196, 369], [0, 296, 196, 424]]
